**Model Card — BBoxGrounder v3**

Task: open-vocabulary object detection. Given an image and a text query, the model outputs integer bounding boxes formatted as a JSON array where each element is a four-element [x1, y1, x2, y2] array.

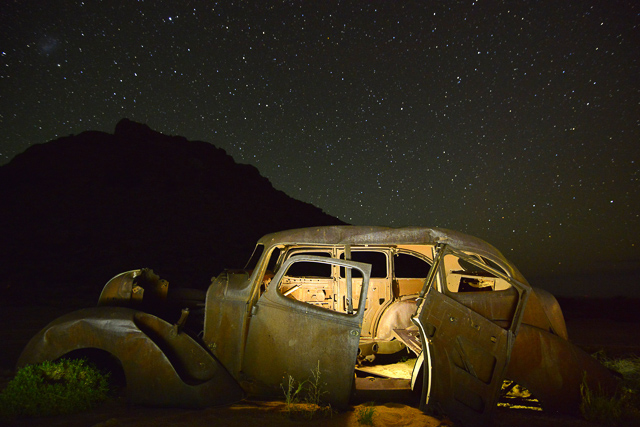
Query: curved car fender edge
[[17, 306, 244, 408]]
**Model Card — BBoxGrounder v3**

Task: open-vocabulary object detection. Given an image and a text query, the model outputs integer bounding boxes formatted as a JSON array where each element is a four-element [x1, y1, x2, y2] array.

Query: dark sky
[[1, 1, 638, 296]]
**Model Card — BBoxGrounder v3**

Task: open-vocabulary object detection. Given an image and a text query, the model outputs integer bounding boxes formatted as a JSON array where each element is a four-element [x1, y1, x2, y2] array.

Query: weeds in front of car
[[580, 354, 640, 425], [601, 355, 640, 401], [0, 358, 110, 418], [282, 372, 306, 409], [356, 401, 376, 425], [281, 361, 333, 419], [580, 375, 624, 425]]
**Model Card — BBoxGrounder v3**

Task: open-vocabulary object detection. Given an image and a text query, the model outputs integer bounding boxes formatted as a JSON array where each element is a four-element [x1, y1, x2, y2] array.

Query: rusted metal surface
[[202, 270, 255, 379], [16, 225, 621, 424], [257, 226, 528, 283], [98, 268, 168, 308], [506, 323, 620, 414], [97, 270, 141, 305], [409, 241, 617, 427], [408, 286, 620, 423], [17, 307, 244, 407], [416, 285, 517, 427], [240, 255, 371, 408], [450, 287, 568, 338], [375, 299, 418, 340]]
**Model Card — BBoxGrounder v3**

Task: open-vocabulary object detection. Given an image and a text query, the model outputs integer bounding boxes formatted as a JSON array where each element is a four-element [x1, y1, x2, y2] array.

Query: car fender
[[506, 323, 619, 414], [17, 306, 244, 408]]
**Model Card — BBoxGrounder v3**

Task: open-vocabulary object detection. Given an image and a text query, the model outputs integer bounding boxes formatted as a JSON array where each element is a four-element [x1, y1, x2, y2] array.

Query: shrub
[[356, 402, 376, 425], [601, 355, 640, 405], [580, 375, 624, 425], [0, 358, 110, 417], [580, 355, 640, 425]]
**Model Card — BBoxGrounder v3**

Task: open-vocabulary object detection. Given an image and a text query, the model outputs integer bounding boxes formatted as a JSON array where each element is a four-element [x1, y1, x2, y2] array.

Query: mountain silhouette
[[0, 119, 345, 303]]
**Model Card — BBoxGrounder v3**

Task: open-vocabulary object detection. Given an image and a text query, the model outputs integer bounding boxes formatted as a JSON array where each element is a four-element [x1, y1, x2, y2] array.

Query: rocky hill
[[0, 119, 344, 303]]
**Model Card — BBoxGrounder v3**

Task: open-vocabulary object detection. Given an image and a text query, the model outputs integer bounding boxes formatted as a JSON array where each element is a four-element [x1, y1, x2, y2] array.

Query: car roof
[[260, 225, 491, 251], [257, 226, 527, 280], [258, 226, 529, 283]]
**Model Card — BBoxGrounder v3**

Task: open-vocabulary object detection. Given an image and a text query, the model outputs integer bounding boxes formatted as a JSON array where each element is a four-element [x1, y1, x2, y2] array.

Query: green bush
[[580, 376, 624, 425], [601, 356, 640, 405], [580, 355, 640, 425], [356, 402, 376, 425], [0, 358, 110, 417]]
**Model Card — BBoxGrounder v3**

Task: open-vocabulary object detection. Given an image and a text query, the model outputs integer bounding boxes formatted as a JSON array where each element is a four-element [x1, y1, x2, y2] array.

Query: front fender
[[17, 307, 244, 408]]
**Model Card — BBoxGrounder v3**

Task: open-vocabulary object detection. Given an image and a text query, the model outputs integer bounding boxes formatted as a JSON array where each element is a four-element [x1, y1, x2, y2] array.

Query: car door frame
[[412, 243, 530, 426], [240, 255, 372, 408]]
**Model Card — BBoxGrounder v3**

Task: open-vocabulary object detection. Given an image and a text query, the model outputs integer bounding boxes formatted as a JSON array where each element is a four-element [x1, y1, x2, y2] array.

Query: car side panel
[[240, 256, 371, 408], [506, 323, 619, 414], [17, 307, 244, 408]]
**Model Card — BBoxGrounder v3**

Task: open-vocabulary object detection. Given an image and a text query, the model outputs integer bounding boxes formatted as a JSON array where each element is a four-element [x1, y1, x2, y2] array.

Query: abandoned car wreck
[[18, 226, 619, 426]]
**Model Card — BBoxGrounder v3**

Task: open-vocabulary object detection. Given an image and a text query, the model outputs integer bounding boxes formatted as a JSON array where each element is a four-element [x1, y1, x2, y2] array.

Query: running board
[[353, 377, 414, 403], [355, 376, 411, 391]]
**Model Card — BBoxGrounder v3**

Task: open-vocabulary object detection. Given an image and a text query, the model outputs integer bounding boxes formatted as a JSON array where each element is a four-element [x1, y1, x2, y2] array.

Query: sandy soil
[[1, 301, 639, 427]]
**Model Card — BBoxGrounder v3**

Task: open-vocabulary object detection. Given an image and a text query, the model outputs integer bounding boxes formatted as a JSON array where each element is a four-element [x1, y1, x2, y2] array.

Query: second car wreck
[[18, 226, 619, 426]]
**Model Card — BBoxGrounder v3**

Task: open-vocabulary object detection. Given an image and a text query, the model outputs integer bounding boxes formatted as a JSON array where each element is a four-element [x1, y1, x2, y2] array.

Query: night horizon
[[1, 1, 638, 296]]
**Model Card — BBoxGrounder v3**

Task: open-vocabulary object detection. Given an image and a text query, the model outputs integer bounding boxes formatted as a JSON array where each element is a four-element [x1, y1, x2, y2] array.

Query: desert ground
[[1, 298, 638, 427]]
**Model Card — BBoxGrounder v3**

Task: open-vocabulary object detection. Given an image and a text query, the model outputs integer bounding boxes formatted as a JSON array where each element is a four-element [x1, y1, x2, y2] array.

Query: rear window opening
[[444, 254, 513, 293]]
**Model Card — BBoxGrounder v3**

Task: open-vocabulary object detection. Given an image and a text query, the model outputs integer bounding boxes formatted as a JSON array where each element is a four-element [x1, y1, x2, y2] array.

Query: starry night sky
[[1, 1, 639, 296]]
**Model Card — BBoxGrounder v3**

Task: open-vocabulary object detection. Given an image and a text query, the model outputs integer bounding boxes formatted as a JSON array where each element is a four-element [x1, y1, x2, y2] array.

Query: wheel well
[[57, 348, 127, 390]]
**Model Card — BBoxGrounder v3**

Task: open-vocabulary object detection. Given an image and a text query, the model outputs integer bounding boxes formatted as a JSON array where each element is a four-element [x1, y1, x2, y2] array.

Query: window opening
[[276, 252, 341, 312], [244, 244, 265, 270], [443, 253, 512, 293], [393, 252, 432, 298], [340, 250, 387, 278], [394, 252, 431, 278], [259, 247, 282, 295], [286, 251, 332, 277]]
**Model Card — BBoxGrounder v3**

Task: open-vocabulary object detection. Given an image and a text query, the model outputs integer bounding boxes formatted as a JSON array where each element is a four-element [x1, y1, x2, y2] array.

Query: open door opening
[[352, 340, 419, 403], [350, 249, 432, 404]]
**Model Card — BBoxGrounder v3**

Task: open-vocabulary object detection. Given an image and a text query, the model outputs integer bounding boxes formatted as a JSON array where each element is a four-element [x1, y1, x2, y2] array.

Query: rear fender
[[17, 306, 244, 407], [506, 323, 619, 414]]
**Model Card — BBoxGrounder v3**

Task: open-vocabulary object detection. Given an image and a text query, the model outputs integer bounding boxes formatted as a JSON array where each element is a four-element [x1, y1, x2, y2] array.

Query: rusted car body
[[18, 226, 618, 426]]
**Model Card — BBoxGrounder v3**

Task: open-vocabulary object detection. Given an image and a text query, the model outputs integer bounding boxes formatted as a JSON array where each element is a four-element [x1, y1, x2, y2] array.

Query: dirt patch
[[1, 398, 443, 427]]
